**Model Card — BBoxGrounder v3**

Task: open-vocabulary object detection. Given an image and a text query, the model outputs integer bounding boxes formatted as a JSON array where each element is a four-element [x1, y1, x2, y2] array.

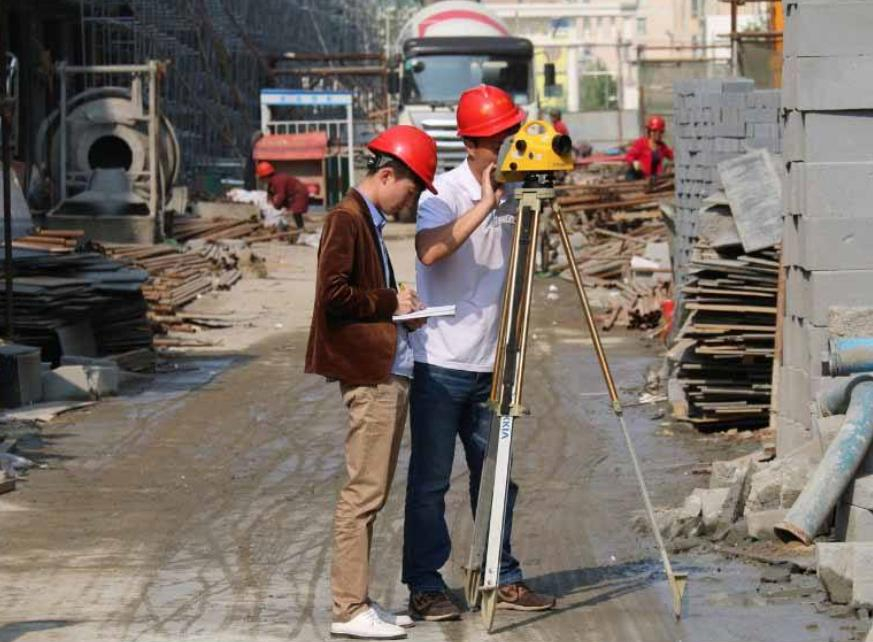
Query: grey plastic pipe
[[829, 337, 873, 376], [775, 377, 873, 545]]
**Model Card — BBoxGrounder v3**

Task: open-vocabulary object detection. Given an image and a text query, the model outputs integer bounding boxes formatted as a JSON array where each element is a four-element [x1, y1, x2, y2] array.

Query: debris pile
[[547, 176, 674, 332], [641, 433, 829, 544]]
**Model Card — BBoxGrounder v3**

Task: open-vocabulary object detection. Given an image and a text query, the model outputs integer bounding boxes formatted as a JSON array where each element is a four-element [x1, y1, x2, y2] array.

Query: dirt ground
[[0, 227, 863, 641]]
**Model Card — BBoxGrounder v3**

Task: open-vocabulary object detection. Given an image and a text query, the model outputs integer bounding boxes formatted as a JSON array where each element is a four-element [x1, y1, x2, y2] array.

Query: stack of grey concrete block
[[777, 0, 873, 457], [671, 78, 782, 305]]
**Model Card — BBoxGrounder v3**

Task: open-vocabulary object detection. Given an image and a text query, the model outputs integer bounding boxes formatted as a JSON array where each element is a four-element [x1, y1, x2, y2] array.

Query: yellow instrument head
[[497, 120, 574, 183]]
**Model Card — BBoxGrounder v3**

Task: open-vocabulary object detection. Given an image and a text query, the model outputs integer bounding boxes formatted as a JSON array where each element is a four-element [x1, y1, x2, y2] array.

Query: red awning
[[253, 132, 328, 161]]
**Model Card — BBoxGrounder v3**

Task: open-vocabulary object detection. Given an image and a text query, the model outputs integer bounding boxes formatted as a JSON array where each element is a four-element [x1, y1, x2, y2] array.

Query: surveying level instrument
[[464, 121, 687, 632]]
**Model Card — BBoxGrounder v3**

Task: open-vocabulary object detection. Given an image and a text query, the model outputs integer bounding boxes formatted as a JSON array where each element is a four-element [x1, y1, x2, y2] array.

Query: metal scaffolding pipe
[[775, 378, 873, 544], [829, 337, 873, 376]]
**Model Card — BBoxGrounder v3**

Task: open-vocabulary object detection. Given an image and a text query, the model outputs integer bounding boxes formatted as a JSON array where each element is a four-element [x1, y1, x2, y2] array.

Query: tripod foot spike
[[480, 587, 497, 632], [671, 572, 688, 620], [464, 567, 481, 608]]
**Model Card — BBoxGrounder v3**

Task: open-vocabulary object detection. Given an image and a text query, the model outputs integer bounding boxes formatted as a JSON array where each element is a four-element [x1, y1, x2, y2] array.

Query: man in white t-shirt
[[402, 85, 556, 621]]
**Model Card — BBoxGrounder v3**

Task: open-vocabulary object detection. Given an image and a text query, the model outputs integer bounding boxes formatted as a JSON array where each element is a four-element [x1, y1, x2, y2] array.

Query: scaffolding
[[65, 0, 382, 182]]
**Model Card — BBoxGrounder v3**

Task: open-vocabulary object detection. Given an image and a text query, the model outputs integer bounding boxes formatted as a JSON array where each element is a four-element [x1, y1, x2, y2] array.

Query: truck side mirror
[[388, 71, 400, 94]]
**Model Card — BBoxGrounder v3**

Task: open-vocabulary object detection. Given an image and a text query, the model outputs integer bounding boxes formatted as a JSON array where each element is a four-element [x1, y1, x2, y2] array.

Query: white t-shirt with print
[[411, 160, 516, 373]]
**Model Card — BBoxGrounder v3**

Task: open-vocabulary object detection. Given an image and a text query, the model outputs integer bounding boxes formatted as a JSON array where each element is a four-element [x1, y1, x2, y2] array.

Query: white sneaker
[[330, 607, 407, 640], [370, 600, 415, 628]]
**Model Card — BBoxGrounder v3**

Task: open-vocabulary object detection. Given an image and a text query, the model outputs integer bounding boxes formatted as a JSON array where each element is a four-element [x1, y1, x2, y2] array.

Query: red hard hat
[[256, 161, 275, 178], [457, 85, 526, 138], [367, 125, 438, 194], [646, 115, 666, 132]]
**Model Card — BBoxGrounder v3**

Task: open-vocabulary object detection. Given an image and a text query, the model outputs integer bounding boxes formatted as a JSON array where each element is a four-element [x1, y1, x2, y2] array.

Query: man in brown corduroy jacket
[[305, 125, 438, 640]]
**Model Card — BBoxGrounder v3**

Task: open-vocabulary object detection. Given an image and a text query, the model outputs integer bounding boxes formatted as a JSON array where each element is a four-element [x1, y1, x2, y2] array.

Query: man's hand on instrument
[[480, 162, 505, 212]]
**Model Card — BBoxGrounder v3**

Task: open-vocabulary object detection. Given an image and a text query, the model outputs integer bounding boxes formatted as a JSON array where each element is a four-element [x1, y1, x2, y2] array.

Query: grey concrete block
[[790, 217, 873, 271], [777, 416, 812, 457], [722, 78, 755, 93], [798, 162, 873, 220], [837, 503, 873, 542], [690, 487, 735, 533], [42, 364, 120, 402], [847, 474, 873, 512], [0, 344, 43, 408], [806, 270, 873, 325], [746, 463, 784, 513], [747, 508, 788, 540], [783, 57, 798, 110], [782, 214, 800, 265], [803, 112, 873, 162], [781, 111, 803, 162], [852, 544, 873, 608], [787, 57, 873, 110], [788, 2, 873, 57], [817, 542, 855, 604], [785, 266, 810, 318], [829, 306, 873, 337]]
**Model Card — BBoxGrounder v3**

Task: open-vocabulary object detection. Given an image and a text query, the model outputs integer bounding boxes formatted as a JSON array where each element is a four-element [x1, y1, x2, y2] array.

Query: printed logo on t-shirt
[[489, 197, 518, 227]]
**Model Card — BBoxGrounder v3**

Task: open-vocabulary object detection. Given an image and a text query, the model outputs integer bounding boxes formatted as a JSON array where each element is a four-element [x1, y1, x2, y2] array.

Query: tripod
[[463, 174, 687, 632]]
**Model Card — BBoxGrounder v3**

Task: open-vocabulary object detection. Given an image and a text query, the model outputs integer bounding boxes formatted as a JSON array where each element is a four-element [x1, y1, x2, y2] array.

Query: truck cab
[[395, 2, 536, 174]]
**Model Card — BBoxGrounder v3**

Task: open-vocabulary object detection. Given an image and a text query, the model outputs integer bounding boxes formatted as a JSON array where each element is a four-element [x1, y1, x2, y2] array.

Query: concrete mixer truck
[[395, 1, 536, 172]]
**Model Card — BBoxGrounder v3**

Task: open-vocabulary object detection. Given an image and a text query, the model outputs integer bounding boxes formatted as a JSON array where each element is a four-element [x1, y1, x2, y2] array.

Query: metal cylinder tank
[[36, 85, 180, 207]]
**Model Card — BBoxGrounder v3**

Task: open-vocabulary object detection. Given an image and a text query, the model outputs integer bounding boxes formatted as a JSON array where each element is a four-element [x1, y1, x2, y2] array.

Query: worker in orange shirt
[[256, 161, 310, 229], [626, 115, 673, 180]]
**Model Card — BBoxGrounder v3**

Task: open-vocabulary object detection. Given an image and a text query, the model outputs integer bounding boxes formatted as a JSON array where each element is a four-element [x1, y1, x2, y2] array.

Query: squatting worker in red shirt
[[626, 115, 673, 180], [256, 161, 309, 229]]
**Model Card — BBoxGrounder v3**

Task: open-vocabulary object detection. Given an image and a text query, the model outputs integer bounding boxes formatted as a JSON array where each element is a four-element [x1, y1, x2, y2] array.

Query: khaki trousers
[[332, 376, 409, 621]]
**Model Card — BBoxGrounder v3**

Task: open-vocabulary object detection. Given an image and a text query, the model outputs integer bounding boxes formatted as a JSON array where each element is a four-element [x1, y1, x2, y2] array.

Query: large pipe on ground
[[775, 376, 873, 544], [829, 337, 873, 376]]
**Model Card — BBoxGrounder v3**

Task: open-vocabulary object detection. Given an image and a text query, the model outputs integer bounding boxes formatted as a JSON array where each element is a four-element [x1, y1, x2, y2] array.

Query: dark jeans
[[402, 362, 522, 593]]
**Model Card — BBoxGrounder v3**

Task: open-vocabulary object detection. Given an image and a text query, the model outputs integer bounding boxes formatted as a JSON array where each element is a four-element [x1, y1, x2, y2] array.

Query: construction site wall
[[777, 0, 873, 455]]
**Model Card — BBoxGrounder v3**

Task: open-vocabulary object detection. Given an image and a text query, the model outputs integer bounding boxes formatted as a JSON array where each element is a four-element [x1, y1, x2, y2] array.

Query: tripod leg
[[480, 197, 542, 633], [465, 410, 499, 608], [553, 206, 688, 619], [480, 414, 514, 632]]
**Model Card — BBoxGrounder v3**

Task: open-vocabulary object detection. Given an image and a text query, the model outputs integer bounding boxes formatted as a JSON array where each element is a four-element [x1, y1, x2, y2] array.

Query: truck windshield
[[402, 55, 531, 105]]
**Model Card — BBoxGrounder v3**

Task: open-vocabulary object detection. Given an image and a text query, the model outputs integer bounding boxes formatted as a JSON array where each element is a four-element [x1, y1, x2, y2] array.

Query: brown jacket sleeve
[[317, 209, 398, 321]]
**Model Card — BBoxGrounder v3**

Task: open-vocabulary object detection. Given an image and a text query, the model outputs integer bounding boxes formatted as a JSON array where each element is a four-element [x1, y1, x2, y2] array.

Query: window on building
[[580, 60, 618, 111], [636, 17, 647, 35], [583, 17, 591, 32]]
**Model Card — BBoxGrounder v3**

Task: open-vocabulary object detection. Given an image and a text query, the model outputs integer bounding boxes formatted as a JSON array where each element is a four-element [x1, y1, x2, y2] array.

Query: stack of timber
[[11, 229, 86, 254], [555, 173, 674, 224], [669, 242, 779, 430], [98, 240, 244, 336], [172, 215, 297, 244], [0, 247, 152, 363]]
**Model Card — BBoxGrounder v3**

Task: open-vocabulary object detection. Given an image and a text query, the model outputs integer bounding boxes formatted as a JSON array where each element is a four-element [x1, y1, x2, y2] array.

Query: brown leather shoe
[[496, 582, 556, 611], [408, 591, 463, 621]]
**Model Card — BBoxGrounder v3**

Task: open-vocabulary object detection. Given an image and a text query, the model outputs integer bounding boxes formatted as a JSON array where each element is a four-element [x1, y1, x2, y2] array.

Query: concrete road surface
[[0, 237, 850, 642]]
